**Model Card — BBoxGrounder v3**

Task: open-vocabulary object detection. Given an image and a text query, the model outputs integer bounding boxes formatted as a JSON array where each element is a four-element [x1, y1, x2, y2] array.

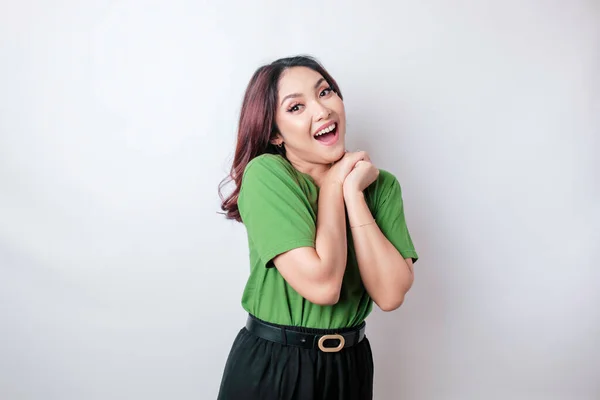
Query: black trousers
[[217, 318, 374, 400]]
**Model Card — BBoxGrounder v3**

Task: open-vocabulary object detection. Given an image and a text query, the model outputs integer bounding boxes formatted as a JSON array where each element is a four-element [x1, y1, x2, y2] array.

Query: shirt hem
[[261, 239, 316, 268]]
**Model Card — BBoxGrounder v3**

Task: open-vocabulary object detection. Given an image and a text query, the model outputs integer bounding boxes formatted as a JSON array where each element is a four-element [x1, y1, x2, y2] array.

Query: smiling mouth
[[314, 123, 339, 145]]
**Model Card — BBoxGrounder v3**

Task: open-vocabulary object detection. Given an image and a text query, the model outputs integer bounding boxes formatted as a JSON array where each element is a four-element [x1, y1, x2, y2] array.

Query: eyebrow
[[280, 78, 327, 105]]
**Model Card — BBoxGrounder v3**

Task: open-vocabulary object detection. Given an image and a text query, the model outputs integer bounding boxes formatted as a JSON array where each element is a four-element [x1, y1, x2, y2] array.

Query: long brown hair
[[219, 55, 343, 222]]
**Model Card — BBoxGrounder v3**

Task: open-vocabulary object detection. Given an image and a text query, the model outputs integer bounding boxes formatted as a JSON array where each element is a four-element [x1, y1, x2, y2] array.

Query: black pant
[[217, 319, 374, 400]]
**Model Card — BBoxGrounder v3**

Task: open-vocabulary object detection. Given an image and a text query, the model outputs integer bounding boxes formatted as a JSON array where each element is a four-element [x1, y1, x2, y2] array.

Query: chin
[[326, 144, 346, 164]]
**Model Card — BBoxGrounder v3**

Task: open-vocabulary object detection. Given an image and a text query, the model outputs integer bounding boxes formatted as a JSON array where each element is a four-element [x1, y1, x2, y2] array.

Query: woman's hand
[[342, 156, 379, 197], [324, 151, 368, 186]]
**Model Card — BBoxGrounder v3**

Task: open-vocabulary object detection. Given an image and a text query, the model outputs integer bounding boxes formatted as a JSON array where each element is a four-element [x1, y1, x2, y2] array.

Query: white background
[[1, 1, 599, 399]]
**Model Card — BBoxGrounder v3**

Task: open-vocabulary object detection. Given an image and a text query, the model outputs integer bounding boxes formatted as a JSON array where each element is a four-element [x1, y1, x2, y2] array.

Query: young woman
[[217, 55, 418, 400]]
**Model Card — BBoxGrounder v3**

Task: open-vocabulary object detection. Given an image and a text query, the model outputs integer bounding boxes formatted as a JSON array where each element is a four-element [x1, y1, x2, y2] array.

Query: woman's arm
[[272, 151, 368, 306], [344, 189, 414, 311], [273, 181, 347, 305]]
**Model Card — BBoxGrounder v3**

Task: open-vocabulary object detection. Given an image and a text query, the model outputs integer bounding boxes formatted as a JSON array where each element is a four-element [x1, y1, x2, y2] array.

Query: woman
[[217, 55, 418, 400]]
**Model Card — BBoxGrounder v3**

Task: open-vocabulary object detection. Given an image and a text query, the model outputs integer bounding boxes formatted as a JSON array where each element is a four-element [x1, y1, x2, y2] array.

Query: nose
[[314, 101, 332, 122]]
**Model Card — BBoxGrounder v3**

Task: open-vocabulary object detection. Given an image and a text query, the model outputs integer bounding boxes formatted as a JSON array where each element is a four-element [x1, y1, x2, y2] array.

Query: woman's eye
[[320, 87, 333, 97], [288, 104, 301, 113]]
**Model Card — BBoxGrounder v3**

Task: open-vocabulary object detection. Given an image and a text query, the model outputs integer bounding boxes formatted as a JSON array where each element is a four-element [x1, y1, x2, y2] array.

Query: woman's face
[[274, 66, 346, 167]]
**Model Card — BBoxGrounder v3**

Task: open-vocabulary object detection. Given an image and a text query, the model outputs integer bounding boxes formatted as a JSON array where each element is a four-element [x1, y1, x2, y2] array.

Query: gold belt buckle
[[317, 334, 345, 352]]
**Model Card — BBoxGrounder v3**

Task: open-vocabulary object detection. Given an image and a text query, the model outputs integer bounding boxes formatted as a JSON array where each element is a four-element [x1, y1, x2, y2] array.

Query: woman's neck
[[286, 155, 331, 187]]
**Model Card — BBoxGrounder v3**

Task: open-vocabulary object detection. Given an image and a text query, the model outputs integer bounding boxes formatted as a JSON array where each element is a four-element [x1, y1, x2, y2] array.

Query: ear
[[270, 133, 283, 146]]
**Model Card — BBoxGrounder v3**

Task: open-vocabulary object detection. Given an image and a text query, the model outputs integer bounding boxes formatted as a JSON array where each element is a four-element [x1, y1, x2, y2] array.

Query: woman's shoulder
[[238, 154, 312, 210], [374, 168, 401, 190], [242, 154, 298, 184], [365, 167, 403, 208], [246, 153, 289, 171]]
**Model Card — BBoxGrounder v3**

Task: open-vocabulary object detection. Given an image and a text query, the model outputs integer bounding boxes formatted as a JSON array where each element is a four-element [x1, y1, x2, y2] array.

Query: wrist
[[322, 178, 344, 191], [343, 188, 364, 204]]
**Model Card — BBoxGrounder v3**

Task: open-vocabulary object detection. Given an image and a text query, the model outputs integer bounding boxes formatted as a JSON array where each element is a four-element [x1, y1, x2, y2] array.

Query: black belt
[[245, 315, 366, 353]]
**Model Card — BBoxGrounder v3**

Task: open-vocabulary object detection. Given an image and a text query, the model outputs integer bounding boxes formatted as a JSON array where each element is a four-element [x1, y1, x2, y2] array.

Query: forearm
[[314, 181, 348, 282], [344, 190, 414, 311], [270, 181, 348, 306]]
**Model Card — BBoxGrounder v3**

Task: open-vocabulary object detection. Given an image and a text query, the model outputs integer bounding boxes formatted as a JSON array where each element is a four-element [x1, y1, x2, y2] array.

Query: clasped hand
[[325, 151, 380, 196]]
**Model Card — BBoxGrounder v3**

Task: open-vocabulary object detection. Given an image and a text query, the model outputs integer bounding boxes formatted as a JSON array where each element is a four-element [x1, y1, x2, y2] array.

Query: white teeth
[[315, 123, 336, 137]]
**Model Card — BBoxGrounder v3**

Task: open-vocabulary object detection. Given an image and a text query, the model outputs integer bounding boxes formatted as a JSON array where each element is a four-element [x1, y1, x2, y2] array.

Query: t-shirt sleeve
[[238, 156, 316, 268], [372, 170, 419, 263]]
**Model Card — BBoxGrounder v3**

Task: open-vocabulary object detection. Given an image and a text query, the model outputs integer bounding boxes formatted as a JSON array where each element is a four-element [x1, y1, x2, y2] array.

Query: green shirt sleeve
[[369, 169, 419, 263], [238, 155, 316, 268]]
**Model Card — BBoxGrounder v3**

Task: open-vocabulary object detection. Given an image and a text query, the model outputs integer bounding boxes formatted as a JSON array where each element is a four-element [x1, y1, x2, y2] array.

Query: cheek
[[335, 99, 346, 117], [278, 114, 311, 138], [332, 102, 346, 130], [326, 97, 345, 119]]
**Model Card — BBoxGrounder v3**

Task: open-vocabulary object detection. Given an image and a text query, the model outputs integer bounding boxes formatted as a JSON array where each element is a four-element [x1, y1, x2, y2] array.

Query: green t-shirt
[[237, 154, 418, 329]]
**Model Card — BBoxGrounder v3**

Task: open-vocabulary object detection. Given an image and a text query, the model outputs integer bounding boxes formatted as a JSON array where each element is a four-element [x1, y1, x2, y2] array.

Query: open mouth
[[313, 123, 339, 146]]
